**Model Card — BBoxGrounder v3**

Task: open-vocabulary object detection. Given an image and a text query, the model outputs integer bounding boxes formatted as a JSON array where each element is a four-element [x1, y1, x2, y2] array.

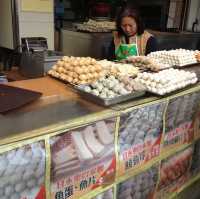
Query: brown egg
[[62, 56, 69, 62], [66, 76, 73, 83], [73, 78, 79, 84], [74, 67, 83, 74], [52, 65, 58, 70], [60, 74, 67, 80], [68, 65, 74, 71], [88, 73, 93, 79], [64, 63, 70, 69], [79, 80, 87, 85], [58, 67, 65, 73], [91, 58, 97, 64], [89, 66, 96, 73], [72, 60, 79, 66], [67, 71, 74, 77], [95, 64, 102, 72], [79, 74, 87, 80], [93, 72, 99, 79], [54, 72, 60, 78], [72, 72, 78, 78], [57, 60, 64, 67]]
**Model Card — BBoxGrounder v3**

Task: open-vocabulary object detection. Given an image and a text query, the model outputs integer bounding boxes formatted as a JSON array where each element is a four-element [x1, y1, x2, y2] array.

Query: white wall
[[0, 0, 14, 49], [17, 0, 54, 50], [186, 0, 200, 31]]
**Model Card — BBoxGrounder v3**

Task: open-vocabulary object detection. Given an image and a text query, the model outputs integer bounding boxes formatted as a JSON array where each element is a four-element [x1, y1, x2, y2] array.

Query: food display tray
[[146, 83, 198, 97], [74, 86, 146, 106]]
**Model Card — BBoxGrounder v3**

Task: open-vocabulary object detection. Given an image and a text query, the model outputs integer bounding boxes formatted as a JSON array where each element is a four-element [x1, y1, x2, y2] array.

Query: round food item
[[79, 74, 87, 81], [91, 89, 100, 96], [84, 86, 92, 93], [65, 76, 73, 83], [57, 60, 64, 67]]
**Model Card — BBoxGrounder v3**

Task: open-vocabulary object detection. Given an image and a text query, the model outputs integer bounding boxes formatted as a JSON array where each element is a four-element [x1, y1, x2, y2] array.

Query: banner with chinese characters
[[0, 141, 46, 199], [50, 119, 116, 199], [118, 102, 166, 176], [163, 91, 200, 150], [156, 146, 193, 198], [117, 164, 159, 199]]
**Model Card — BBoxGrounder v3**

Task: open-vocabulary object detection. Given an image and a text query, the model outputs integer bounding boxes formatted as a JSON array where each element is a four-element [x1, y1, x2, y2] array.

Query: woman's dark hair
[[116, 5, 144, 36]]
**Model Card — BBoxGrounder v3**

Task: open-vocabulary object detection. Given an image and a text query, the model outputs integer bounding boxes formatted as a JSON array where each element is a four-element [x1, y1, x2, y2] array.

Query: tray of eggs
[[74, 75, 146, 106], [48, 56, 104, 85], [135, 68, 198, 96]]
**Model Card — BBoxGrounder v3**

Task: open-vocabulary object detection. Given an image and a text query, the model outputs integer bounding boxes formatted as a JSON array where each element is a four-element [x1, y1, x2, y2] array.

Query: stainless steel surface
[[0, 97, 93, 139], [75, 86, 146, 106]]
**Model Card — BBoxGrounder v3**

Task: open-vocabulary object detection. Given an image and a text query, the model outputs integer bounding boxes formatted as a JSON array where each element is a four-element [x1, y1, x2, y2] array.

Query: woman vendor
[[108, 5, 157, 60]]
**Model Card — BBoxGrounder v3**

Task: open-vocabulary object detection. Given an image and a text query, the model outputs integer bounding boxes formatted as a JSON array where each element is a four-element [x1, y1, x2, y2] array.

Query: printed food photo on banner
[[118, 102, 166, 175], [194, 106, 200, 139], [190, 139, 200, 175], [117, 164, 159, 199], [157, 146, 193, 197], [163, 91, 200, 148], [50, 119, 116, 199], [91, 188, 113, 199], [0, 141, 46, 199]]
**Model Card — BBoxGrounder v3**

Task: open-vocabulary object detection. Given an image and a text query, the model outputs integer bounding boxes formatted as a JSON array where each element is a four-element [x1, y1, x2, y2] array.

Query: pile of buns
[[48, 56, 103, 85]]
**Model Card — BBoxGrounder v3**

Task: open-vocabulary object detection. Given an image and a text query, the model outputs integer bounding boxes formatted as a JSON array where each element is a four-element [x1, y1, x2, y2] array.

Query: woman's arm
[[145, 36, 158, 55]]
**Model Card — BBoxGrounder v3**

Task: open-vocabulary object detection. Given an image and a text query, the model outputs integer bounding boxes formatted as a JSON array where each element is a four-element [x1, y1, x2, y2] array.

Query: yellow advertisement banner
[[21, 0, 53, 13]]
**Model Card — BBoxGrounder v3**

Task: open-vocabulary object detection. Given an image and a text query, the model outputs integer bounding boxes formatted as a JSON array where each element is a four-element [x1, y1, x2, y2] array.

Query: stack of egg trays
[[0, 141, 45, 199], [119, 101, 166, 154], [116, 164, 159, 199]]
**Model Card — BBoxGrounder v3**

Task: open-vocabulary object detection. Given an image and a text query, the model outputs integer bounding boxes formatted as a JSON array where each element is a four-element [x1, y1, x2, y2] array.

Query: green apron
[[115, 38, 139, 61]]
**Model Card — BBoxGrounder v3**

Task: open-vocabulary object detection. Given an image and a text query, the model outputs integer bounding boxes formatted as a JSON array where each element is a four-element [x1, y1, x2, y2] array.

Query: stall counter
[[0, 77, 200, 199]]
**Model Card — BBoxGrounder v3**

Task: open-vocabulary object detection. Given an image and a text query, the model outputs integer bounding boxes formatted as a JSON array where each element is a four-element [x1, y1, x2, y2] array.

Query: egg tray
[[74, 85, 146, 106], [146, 82, 198, 97], [173, 62, 200, 69]]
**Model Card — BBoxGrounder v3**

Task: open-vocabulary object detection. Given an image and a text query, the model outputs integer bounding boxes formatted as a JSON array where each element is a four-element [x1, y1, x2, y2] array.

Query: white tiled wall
[[17, 0, 54, 50]]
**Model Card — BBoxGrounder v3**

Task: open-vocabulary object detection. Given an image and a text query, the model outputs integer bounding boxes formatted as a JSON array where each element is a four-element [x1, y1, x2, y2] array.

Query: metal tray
[[74, 86, 146, 106]]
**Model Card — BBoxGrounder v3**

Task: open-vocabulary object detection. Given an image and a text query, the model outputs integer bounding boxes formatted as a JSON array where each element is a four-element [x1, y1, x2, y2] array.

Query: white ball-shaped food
[[4, 185, 14, 197], [15, 182, 26, 192], [27, 178, 37, 189], [84, 86, 92, 93]]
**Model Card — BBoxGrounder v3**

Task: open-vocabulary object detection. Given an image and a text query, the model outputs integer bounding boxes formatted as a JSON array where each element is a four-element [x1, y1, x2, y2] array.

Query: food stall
[[1, 51, 200, 199]]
